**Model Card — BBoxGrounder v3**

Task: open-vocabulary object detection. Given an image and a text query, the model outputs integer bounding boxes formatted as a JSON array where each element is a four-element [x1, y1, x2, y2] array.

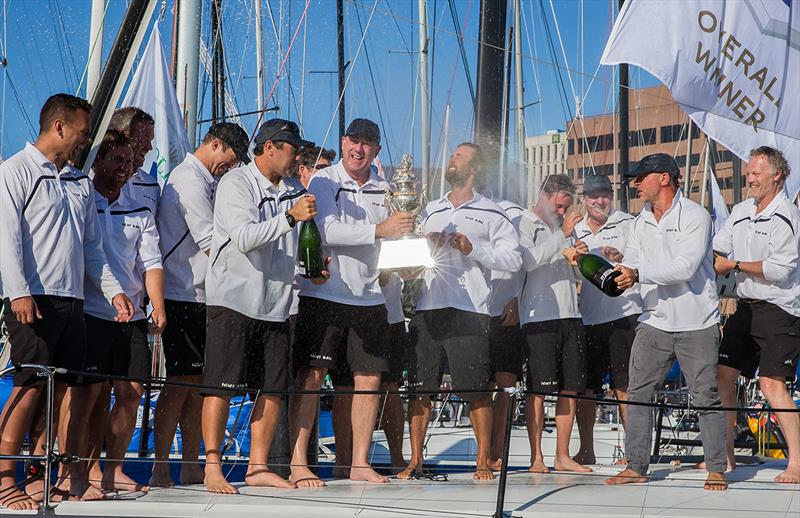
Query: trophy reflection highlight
[[377, 155, 434, 270]]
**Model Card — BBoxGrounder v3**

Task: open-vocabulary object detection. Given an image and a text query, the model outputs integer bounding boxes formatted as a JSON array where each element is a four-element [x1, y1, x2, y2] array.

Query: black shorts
[[488, 316, 525, 379], [294, 297, 390, 374], [328, 322, 409, 386], [719, 301, 800, 379], [408, 308, 491, 402], [202, 306, 291, 397], [2, 296, 86, 386], [83, 315, 150, 383], [523, 318, 587, 394], [584, 314, 639, 392], [162, 299, 206, 376]]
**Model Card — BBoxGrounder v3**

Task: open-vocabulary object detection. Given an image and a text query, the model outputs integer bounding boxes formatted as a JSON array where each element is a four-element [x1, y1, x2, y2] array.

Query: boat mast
[[87, 0, 104, 100], [617, 0, 629, 212], [475, 0, 508, 196], [337, 0, 345, 157], [175, 0, 201, 147], [439, 103, 450, 198], [513, 0, 526, 205], [499, 26, 513, 199], [211, 0, 225, 124], [255, 0, 264, 115], [418, 0, 430, 190]]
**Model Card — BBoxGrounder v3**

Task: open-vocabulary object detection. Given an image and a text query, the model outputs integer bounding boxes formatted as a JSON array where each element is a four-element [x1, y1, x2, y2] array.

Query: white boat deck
[[5, 462, 798, 517]]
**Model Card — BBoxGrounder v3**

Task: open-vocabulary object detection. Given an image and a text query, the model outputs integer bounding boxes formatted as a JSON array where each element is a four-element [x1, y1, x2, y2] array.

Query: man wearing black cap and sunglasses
[[290, 118, 414, 487], [151, 122, 250, 487], [200, 119, 325, 493], [605, 153, 727, 491]]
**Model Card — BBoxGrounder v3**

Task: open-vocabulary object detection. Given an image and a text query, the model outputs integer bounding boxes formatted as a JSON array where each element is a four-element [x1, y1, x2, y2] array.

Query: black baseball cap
[[207, 122, 251, 164], [582, 174, 613, 195], [345, 118, 380, 144], [254, 118, 315, 149], [622, 153, 680, 179]]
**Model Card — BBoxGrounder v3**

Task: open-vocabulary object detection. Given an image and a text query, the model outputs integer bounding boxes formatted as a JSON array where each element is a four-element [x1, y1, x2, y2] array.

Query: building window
[[568, 139, 575, 156], [630, 128, 656, 147], [660, 123, 701, 143]]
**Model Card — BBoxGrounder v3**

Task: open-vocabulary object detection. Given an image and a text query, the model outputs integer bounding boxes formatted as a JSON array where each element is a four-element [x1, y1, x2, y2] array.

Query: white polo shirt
[[382, 273, 405, 325], [518, 211, 580, 324], [574, 210, 643, 325], [84, 188, 162, 321], [713, 190, 800, 316], [622, 189, 719, 332], [487, 200, 526, 318], [0, 143, 122, 302], [205, 162, 306, 321], [126, 168, 160, 214], [299, 160, 390, 306], [416, 192, 522, 315], [157, 153, 217, 303]]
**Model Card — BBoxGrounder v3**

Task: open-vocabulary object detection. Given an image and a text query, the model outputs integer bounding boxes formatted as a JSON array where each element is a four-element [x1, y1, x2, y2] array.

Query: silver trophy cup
[[377, 155, 434, 270]]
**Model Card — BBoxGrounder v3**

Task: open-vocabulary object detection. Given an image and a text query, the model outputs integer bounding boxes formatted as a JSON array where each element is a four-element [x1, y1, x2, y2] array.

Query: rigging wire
[[74, 0, 112, 97], [50, 0, 80, 91], [264, 0, 303, 130]]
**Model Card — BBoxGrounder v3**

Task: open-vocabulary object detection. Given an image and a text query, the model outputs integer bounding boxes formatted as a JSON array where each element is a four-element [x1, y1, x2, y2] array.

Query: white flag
[[709, 167, 730, 233], [602, 0, 800, 199], [121, 26, 190, 185]]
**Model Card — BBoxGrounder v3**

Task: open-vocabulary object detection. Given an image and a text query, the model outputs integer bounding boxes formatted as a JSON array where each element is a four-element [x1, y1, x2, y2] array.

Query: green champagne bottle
[[577, 253, 624, 297], [297, 218, 324, 278]]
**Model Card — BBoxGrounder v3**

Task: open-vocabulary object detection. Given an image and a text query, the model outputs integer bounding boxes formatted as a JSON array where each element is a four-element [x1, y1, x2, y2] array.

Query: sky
[[0, 0, 658, 183]]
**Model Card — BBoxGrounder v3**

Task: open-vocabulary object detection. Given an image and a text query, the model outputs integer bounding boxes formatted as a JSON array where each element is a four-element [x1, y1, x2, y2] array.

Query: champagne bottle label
[[598, 268, 616, 288]]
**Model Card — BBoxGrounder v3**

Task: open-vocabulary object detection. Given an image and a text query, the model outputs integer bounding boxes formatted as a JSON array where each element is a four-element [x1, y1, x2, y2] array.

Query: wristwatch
[[733, 260, 741, 273], [285, 211, 297, 228]]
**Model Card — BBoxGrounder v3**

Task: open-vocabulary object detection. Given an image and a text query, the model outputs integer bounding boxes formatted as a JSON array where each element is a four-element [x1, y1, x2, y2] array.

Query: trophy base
[[377, 237, 434, 270]]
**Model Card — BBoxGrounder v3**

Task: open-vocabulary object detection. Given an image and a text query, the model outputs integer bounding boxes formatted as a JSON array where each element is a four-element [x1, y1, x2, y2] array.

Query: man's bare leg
[[331, 390, 352, 478], [102, 381, 148, 492], [86, 384, 111, 488], [245, 395, 295, 488], [490, 372, 516, 469], [397, 397, 429, 479], [760, 376, 800, 483], [695, 366, 738, 472], [525, 394, 548, 473], [57, 383, 105, 500], [178, 386, 205, 484], [202, 394, 236, 494], [612, 388, 629, 464], [554, 392, 592, 472], [379, 382, 406, 473], [349, 372, 387, 483], [288, 366, 326, 488], [573, 390, 596, 465], [470, 397, 494, 480], [0, 385, 42, 510]]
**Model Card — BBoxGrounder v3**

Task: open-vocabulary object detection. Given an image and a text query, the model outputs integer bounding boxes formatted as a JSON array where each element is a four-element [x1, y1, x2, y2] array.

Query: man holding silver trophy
[[393, 143, 522, 481]]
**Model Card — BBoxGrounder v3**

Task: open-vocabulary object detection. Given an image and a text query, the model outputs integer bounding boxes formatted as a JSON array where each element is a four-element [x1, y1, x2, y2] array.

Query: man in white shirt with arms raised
[[606, 153, 727, 491], [713, 146, 800, 484]]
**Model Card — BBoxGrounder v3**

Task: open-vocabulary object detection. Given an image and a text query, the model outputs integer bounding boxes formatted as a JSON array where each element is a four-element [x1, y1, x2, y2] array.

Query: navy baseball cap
[[345, 118, 380, 144], [254, 119, 314, 149], [622, 153, 680, 179], [582, 174, 613, 195]]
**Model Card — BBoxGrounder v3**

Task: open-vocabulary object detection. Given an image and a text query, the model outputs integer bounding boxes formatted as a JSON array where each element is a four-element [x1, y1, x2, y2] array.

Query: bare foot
[[396, 464, 423, 480], [774, 466, 800, 484], [179, 463, 205, 485], [529, 458, 550, 474], [554, 455, 593, 473], [350, 466, 388, 484], [692, 460, 736, 472], [704, 471, 728, 491], [102, 468, 149, 493], [614, 458, 629, 465], [332, 465, 350, 479], [24, 476, 44, 502], [605, 468, 647, 485], [289, 466, 325, 488], [0, 487, 39, 511], [149, 465, 175, 488], [245, 467, 296, 489], [390, 457, 408, 475], [572, 451, 596, 465], [204, 469, 238, 494], [79, 483, 106, 501], [489, 458, 503, 472], [473, 468, 494, 481]]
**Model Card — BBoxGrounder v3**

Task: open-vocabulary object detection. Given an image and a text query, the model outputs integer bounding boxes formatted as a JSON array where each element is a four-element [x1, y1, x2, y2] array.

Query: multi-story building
[[565, 85, 743, 213], [524, 129, 567, 206]]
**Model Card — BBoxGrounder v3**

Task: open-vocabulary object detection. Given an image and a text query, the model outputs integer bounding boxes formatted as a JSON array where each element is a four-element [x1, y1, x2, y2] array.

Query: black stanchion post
[[494, 387, 517, 518], [139, 382, 152, 458], [651, 403, 664, 459]]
